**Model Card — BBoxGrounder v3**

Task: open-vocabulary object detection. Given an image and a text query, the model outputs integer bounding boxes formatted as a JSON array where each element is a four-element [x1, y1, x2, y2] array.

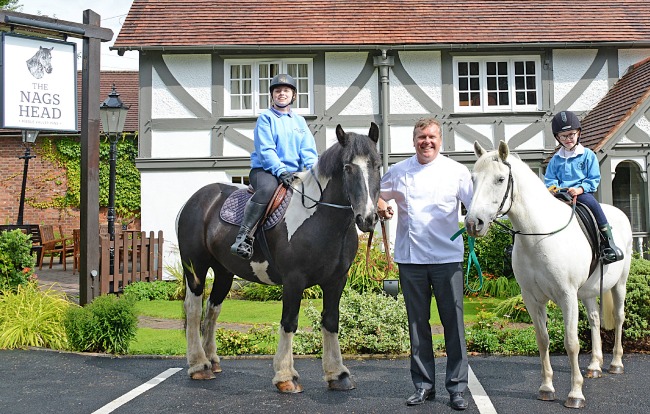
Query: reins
[[365, 218, 393, 282], [290, 169, 353, 210]]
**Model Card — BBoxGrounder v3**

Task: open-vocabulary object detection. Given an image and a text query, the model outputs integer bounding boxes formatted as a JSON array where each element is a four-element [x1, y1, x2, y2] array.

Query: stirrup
[[230, 235, 254, 259], [600, 246, 623, 264]]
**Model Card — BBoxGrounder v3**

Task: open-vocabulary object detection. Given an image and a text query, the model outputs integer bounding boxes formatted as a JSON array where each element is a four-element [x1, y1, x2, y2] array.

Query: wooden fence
[[99, 230, 164, 294]]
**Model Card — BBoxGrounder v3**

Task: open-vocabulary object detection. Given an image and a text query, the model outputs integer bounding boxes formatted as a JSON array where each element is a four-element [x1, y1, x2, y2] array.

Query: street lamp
[[99, 85, 129, 269], [17, 130, 39, 225]]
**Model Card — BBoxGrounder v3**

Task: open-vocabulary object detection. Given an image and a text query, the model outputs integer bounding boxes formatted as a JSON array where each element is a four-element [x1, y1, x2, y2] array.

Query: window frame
[[224, 58, 314, 117], [452, 55, 542, 113]]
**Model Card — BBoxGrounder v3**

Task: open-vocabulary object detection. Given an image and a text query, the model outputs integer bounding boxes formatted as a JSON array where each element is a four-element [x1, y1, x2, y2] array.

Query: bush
[[215, 325, 275, 355], [0, 229, 37, 292], [471, 275, 520, 298], [0, 283, 70, 350], [299, 288, 410, 355], [623, 272, 650, 341], [347, 234, 399, 294], [64, 294, 138, 354], [123, 280, 180, 301], [461, 219, 514, 279], [239, 283, 322, 301]]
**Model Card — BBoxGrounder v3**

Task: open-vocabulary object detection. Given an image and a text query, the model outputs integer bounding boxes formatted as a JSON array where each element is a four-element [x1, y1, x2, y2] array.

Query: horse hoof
[[608, 365, 624, 375], [585, 369, 602, 378], [564, 397, 586, 409], [190, 369, 216, 380], [537, 390, 555, 401], [276, 379, 304, 393], [212, 361, 222, 373], [328, 373, 356, 391]]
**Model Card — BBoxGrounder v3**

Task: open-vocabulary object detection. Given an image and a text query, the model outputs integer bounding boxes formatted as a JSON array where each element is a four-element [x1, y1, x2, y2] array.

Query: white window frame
[[224, 58, 313, 116], [452, 56, 542, 113]]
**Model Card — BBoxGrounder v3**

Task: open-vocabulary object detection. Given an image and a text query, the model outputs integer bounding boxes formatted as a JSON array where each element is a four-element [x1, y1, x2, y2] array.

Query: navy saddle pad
[[220, 187, 293, 230]]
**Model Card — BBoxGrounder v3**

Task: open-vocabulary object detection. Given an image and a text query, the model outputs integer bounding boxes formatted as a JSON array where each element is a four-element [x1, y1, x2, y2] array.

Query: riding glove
[[278, 171, 294, 188]]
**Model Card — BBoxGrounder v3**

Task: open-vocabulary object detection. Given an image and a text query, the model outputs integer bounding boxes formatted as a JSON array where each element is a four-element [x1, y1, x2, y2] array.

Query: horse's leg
[[581, 296, 603, 378], [608, 282, 627, 374], [557, 296, 585, 409], [202, 266, 234, 374], [522, 294, 555, 401], [184, 263, 214, 380], [320, 277, 354, 391], [273, 284, 304, 393]]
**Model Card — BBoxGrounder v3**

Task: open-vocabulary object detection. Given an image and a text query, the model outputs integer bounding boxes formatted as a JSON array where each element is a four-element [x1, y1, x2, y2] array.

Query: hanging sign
[[1, 33, 77, 132]]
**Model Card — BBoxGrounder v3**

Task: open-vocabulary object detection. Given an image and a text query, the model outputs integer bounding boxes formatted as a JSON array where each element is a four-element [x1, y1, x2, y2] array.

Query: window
[[453, 56, 541, 113], [225, 59, 313, 116]]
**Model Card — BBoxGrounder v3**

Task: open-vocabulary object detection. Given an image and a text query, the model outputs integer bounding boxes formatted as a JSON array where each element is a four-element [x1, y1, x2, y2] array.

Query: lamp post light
[[99, 85, 129, 273], [17, 130, 39, 226]]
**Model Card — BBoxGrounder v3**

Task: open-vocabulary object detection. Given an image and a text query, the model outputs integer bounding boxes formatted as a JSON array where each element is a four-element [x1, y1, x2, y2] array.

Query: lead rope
[[365, 218, 393, 282], [451, 227, 483, 292]]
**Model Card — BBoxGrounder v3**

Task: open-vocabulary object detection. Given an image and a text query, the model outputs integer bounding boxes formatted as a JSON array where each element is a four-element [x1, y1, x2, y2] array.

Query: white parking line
[[468, 365, 498, 414], [91, 367, 183, 414]]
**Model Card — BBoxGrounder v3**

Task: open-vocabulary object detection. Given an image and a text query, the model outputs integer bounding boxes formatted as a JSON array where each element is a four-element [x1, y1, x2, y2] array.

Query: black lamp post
[[17, 130, 39, 226], [99, 85, 129, 272]]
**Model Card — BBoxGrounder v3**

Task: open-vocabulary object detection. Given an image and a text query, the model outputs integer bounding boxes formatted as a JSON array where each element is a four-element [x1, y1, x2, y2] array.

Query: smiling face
[[271, 86, 295, 112], [413, 121, 442, 164]]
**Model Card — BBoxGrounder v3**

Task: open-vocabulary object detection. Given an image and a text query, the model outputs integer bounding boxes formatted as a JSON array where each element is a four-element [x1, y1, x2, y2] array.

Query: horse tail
[[601, 289, 615, 330]]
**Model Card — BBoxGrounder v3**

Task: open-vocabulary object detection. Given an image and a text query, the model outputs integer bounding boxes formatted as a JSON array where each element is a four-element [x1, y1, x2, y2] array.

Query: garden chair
[[38, 224, 74, 271]]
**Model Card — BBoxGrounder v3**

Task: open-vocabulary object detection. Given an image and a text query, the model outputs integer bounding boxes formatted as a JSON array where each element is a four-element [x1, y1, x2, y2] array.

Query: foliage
[[33, 135, 140, 217], [0, 0, 20, 11], [0, 283, 70, 350], [623, 273, 650, 341], [469, 274, 520, 298], [466, 312, 539, 355], [64, 294, 138, 354], [0, 229, 36, 292], [347, 233, 399, 294], [492, 294, 531, 323], [215, 325, 276, 355], [123, 280, 180, 301], [162, 259, 211, 300], [299, 288, 410, 355], [239, 283, 322, 301], [461, 219, 514, 280]]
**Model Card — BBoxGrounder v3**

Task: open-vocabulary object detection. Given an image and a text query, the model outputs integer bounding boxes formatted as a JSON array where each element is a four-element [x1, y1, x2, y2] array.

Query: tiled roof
[[580, 58, 650, 152], [76, 71, 139, 133], [114, 0, 650, 50]]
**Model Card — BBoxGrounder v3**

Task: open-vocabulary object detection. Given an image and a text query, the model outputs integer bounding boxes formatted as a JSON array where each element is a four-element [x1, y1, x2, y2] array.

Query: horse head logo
[[26, 46, 54, 79]]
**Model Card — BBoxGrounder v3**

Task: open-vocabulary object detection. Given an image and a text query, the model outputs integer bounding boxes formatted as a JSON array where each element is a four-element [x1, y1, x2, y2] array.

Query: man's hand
[[278, 171, 294, 188], [377, 199, 394, 220]]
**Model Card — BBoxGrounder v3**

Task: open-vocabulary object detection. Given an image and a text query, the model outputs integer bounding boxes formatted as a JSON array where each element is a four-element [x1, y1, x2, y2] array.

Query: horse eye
[[497, 176, 505, 184], [344, 164, 353, 173]]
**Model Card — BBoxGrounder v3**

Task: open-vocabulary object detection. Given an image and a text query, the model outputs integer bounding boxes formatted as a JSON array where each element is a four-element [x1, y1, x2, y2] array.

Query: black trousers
[[398, 262, 468, 394], [249, 168, 280, 205]]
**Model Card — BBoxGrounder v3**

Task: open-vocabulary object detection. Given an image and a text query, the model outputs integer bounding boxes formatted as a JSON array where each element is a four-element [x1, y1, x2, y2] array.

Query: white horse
[[464, 141, 632, 409]]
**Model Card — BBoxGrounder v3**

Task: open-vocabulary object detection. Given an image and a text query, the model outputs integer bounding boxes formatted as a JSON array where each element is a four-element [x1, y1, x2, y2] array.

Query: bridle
[[290, 168, 353, 210], [491, 158, 577, 237]]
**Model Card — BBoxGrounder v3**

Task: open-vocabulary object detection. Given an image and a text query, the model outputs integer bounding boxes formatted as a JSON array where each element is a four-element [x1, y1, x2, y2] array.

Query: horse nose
[[355, 213, 377, 232], [466, 218, 483, 236]]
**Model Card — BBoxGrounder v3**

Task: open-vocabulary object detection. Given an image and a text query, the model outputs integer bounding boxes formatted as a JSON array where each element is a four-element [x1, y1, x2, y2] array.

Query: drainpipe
[[373, 49, 394, 176]]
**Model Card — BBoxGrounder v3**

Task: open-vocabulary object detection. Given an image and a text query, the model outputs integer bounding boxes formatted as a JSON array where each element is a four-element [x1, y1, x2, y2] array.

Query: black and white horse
[[26, 46, 53, 79], [176, 123, 381, 392]]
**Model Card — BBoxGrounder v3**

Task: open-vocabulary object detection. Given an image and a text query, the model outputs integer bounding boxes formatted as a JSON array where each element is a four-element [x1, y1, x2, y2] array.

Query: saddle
[[553, 192, 601, 272], [220, 184, 293, 230]]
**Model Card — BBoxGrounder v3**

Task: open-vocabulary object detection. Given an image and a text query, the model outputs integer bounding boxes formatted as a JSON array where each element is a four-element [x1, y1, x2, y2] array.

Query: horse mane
[[316, 132, 377, 179]]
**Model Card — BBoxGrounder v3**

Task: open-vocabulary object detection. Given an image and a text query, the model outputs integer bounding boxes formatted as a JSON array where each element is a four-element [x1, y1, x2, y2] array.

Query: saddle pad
[[220, 187, 293, 230]]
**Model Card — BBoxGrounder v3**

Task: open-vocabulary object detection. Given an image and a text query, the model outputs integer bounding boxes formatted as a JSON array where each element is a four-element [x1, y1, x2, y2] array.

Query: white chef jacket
[[380, 154, 473, 264]]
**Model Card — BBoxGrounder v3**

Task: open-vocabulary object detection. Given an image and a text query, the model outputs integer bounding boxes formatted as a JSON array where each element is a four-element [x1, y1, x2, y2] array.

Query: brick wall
[[0, 136, 139, 237]]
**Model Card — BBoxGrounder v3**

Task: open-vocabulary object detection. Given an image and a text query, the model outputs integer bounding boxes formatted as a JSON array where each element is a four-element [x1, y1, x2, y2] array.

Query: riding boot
[[599, 224, 624, 264], [230, 201, 267, 260]]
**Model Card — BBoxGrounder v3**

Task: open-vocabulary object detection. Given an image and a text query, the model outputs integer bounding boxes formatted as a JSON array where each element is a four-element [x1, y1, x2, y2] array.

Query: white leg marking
[[468, 365, 497, 414], [184, 284, 209, 374], [202, 302, 222, 362], [91, 368, 182, 414], [273, 328, 297, 384], [321, 327, 349, 381]]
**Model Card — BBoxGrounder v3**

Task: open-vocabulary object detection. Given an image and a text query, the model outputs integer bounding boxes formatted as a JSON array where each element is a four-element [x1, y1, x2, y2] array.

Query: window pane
[[243, 80, 251, 94], [516, 91, 525, 105], [458, 62, 468, 76], [243, 65, 251, 78], [470, 78, 480, 90], [498, 77, 508, 90], [498, 62, 507, 74], [231, 95, 240, 109], [459, 92, 469, 106], [526, 76, 535, 89], [527, 91, 537, 104], [231, 80, 240, 94], [487, 77, 496, 90], [470, 92, 480, 105], [459, 78, 468, 90], [243, 95, 251, 110], [487, 62, 496, 75], [499, 92, 509, 105], [514, 61, 523, 75], [231, 65, 240, 78], [487, 92, 497, 105], [515, 76, 524, 89], [526, 61, 536, 74], [469, 62, 479, 75]]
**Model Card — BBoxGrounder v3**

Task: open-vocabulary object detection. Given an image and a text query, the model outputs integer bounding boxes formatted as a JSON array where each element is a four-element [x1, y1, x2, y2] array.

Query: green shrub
[[215, 325, 275, 355], [123, 280, 180, 301], [299, 288, 410, 355], [0, 283, 70, 350], [461, 219, 514, 279], [492, 294, 531, 323], [0, 229, 36, 292], [472, 275, 520, 298], [623, 273, 650, 341], [239, 283, 322, 301], [64, 294, 138, 354]]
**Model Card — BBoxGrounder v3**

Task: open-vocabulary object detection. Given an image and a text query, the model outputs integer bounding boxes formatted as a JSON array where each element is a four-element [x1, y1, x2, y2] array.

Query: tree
[[1, 1, 21, 11]]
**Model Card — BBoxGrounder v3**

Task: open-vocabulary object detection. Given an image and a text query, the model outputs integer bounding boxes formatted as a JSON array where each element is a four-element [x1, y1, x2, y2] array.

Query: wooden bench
[[0, 224, 43, 266]]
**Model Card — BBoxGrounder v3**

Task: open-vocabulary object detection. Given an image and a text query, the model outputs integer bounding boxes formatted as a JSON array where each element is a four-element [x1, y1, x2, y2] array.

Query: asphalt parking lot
[[1, 349, 648, 414]]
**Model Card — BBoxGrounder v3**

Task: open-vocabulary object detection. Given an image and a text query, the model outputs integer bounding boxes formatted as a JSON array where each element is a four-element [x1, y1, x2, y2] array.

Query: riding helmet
[[551, 111, 581, 136], [269, 74, 297, 93]]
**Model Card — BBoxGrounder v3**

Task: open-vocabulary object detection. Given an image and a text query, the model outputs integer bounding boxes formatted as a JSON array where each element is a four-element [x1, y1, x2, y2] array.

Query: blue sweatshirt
[[250, 107, 318, 177], [544, 144, 600, 193]]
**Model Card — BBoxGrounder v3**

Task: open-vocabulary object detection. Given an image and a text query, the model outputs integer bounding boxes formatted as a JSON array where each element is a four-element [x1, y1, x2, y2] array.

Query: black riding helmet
[[269, 74, 297, 106], [552, 110, 581, 136]]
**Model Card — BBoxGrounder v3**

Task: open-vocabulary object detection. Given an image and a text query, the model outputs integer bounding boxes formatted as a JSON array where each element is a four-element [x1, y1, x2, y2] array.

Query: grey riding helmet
[[269, 74, 297, 93], [551, 111, 581, 143]]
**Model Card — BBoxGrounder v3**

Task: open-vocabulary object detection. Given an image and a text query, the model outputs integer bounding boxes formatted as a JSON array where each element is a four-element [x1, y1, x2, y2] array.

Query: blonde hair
[[413, 118, 442, 138]]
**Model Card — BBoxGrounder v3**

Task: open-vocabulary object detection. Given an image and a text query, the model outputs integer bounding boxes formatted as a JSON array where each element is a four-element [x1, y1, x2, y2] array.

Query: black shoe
[[405, 388, 435, 406], [450, 392, 468, 411]]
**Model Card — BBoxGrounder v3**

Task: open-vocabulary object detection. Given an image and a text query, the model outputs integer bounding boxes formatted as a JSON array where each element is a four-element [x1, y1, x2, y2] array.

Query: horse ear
[[498, 140, 509, 161], [336, 124, 348, 146], [473, 141, 485, 158], [368, 122, 379, 143]]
